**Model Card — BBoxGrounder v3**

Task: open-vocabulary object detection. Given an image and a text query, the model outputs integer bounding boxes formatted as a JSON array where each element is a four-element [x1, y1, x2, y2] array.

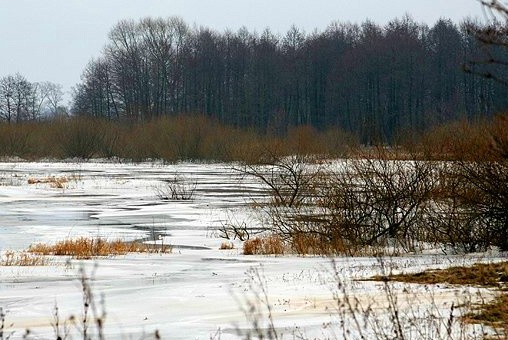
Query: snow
[[0, 161, 503, 339]]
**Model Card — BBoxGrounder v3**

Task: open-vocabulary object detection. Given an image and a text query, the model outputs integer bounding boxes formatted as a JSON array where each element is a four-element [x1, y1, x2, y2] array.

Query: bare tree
[[0, 75, 15, 122], [41, 82, 64, 117], [0, 74, 34, 123], [463, 1, 508, 85]]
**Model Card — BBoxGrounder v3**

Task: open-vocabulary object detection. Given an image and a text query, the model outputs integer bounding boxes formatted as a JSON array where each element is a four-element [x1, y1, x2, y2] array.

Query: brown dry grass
[[465, 293, 508, 330], [1, 250, 49, 266], [28, 176, 71, 188], [219, 242, 235, 250], [243, 235, 285, 255], [291, 232, 349, 255], [28, 237, 171, 259], [372, 261, 508, 288]]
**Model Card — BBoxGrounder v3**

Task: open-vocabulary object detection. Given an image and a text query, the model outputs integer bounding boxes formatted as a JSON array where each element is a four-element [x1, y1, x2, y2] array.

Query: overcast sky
[[0, 0, 486, 103]]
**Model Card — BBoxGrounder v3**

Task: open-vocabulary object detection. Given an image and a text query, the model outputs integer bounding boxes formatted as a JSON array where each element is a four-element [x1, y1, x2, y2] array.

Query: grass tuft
[[1, 250, 49, 266], [219, 242, 234, 250], [243, 235, 285, 255], [27, 176, 73, 188], [28, 237, 171, 259]]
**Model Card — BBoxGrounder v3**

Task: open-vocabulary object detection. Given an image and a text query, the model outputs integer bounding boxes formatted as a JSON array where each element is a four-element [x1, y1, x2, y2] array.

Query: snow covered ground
[[0, 161, 503, 339]]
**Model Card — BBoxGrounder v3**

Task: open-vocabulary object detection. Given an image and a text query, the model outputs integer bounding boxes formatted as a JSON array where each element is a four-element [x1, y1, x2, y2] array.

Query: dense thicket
[[71, 16, 508, 142], [228, 114, 508, 255]]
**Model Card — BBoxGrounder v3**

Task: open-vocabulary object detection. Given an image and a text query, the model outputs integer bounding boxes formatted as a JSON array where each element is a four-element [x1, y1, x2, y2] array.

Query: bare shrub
[[232, 139, 508, 255], [233, 154, 326, 245], [154, 175, 197, 201], [0, 123, 34, 158], [0, 115, 357, 162], [238, 154, 320, 208], [232, 150, 445, 255], [426, 114, 508, 252], [449, 162, 508, 251], [321, 149, 443, 253], [58, 118, 107, 159], [218, 212, 253, 241], [413, 119, 491, 161]]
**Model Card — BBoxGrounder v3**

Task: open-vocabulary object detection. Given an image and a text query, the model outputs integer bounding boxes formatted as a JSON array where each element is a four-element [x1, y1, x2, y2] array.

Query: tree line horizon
[[2, 15, 508, 143]]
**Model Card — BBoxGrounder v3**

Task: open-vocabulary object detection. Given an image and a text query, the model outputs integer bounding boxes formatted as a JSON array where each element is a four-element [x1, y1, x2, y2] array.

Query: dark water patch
[[118, 206, 141, 211], [60, 169, 105, 174], [172, 244, 211, 250], [133, 225, 173, 233], [85, 202, 106, 207], [132, 202, 167, 207], [58, 193, 118, 198], [96, 222, 133, 228], [19, 217, 34, 222], [201, 257, 258, 263]]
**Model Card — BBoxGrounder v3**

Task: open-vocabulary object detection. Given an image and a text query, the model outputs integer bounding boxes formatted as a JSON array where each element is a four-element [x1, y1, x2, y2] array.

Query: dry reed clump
[[290, 232, 349, 256], [27, 176, 70, 188], [1, 250, 49, 266], [219, 242, 235, 250], [243, 235, 285, 255], [28, 237, 171, 259]]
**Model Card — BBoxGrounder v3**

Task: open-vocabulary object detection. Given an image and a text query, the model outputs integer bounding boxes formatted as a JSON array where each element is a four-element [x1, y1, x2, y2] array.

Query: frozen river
[[0, 161, 501, 339]]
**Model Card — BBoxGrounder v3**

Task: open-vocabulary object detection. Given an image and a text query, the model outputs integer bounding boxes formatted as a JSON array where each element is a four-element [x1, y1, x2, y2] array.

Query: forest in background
[[2, 15, 508, 147], [67, 16, 508, 143]]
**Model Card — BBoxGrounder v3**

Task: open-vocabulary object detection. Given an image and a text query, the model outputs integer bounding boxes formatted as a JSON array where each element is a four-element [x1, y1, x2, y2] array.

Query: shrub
[[243, 235, 285, 255], [154, 175, 197, 201], [0, 123, 34, 157]]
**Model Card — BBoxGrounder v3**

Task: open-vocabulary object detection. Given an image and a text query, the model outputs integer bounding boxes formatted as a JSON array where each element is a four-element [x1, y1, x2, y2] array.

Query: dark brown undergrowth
[[0, 116, 357, 162]]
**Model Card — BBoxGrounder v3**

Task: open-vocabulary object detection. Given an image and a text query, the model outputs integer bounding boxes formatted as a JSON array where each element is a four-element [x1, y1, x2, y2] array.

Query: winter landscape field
[[3, 0, 508, 339], [0, 161, 504, 339]]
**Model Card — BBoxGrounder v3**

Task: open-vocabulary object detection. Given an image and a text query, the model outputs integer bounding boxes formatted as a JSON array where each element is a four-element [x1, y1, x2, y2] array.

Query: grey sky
[[0, 0, 485, 103]]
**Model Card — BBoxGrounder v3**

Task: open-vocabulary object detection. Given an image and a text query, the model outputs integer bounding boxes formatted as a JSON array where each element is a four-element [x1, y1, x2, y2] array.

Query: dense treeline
[[72, 16, 508, 142]]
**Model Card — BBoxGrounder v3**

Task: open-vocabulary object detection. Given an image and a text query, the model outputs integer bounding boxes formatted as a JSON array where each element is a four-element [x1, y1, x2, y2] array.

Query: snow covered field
[[0, 161, 503, 339]]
